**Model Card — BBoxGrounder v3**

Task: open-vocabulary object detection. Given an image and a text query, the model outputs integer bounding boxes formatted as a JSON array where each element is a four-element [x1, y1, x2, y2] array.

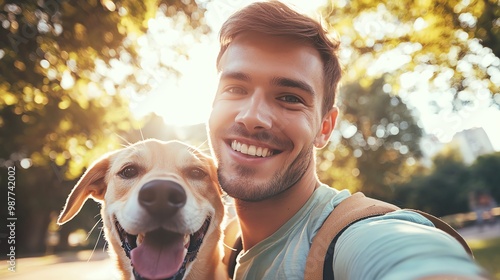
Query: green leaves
[[318, 77, 422, 199], [0, 0, 208, 254]]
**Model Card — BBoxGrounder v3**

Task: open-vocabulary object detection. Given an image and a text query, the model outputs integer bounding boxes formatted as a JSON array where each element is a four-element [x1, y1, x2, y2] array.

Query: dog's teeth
[[184, 234, 190, 246]]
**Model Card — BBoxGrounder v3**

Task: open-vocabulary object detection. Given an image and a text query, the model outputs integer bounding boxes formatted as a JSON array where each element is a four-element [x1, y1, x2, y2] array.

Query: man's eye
[[279, 95, 302, 104], [119, 166, 139, 179], [225, 87, 246, 95]]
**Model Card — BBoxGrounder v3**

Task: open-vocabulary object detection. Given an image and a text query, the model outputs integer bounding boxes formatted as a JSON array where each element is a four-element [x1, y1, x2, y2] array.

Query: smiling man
[[207, 1, 488, 279]]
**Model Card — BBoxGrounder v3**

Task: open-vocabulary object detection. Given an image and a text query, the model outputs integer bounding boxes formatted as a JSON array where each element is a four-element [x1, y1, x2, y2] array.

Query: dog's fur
[[58, 139, 228, 280]]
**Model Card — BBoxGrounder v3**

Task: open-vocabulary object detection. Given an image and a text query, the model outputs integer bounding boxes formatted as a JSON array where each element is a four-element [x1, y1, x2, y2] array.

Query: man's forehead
[[229, 31, 314, 51], [218, 32, 321, 73]]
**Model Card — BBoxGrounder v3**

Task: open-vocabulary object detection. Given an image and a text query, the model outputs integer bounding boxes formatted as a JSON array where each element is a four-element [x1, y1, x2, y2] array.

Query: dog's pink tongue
[[131, 229, 187, 280]]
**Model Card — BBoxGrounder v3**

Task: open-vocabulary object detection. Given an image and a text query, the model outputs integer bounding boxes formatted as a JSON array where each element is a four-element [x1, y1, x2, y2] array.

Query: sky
[[128, 0, 500, 151]]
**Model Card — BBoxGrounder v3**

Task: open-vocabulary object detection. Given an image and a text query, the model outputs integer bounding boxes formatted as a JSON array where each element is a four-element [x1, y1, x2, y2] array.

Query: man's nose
[[235, 91, 272, 132]]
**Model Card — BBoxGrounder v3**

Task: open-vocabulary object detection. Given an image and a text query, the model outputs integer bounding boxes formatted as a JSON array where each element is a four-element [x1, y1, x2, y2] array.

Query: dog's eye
[[119, 166, 139, 179], [187, 167, 207, 180]]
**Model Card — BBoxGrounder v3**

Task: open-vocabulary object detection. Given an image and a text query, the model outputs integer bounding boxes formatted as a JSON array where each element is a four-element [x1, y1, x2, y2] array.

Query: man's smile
[[231, 140, 275, 157]]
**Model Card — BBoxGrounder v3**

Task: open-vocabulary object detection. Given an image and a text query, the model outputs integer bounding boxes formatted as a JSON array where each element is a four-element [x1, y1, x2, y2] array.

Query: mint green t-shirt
[[233, 185, 484, 280]]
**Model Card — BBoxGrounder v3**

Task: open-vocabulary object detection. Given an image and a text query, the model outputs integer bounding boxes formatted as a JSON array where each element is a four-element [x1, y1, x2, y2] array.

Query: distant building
[[450, 127, 495, 165], [420, 127, 495, 166]]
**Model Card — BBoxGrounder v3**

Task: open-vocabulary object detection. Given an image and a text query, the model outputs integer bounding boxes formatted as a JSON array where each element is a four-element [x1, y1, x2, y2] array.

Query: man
[[207, 1, 488, 279]]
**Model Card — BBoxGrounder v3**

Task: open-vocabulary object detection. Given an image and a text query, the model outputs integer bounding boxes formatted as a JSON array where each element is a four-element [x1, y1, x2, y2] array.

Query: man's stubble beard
[[217, 144, 314, 202]]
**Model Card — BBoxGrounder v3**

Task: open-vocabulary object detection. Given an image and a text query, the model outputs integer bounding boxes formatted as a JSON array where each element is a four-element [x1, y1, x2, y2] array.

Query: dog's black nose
[[139, 180, 186, 217]]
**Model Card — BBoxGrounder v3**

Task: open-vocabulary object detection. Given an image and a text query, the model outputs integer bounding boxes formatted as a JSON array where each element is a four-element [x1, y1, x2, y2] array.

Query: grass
[[469, 237, 500, 280]]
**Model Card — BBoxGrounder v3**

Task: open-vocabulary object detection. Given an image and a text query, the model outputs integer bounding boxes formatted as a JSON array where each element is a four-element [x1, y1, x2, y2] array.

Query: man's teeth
[[231, 140, 273, 157]]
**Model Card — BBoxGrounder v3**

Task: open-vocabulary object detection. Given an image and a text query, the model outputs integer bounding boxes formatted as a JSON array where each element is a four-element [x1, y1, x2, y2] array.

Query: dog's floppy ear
[[57, 155, 111, 225]]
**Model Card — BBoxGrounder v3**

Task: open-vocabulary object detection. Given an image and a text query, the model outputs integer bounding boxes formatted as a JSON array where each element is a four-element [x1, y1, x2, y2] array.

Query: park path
[[1, 223, 499, 279], [457, 222, 500, 242], [0, 250, 118, 280]]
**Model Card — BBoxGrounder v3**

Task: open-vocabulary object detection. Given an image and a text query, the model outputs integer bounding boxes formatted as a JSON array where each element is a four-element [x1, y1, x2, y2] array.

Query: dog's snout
[[139, 180, 187, 217]]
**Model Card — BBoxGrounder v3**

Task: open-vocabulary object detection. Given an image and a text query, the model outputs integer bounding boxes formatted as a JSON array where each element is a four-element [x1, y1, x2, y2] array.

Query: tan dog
[[57, 139, 227, 280]]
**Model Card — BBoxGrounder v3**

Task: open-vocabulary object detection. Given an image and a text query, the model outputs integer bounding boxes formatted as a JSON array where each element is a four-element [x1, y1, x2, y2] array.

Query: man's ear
[[314, 107, 338, 149], [57, 155, 111, 225]]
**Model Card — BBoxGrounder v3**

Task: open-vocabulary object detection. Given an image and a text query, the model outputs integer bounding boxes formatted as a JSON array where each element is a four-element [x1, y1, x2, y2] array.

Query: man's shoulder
[[317, 188, 433, 226], [309, 187, 426, 225], [320, 190, 436, 233], [313, 184, 351, 210], [307, 185, 351, 230]]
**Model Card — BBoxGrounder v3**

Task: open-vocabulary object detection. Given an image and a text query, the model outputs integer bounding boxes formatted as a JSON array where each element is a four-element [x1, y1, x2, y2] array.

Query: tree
[[393, 149, 500, 217], [322, 0, 499, 129], [468, 151, 500, 202], [316, 0, 500, 206], [474, 0, 500, 59], [318, 77, 423, 200], [0, 0, 208, 254], [394, 149, 472, 216]]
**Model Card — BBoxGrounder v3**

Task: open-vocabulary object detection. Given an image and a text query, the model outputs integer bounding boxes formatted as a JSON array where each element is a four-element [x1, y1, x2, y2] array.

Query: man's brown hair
[[216, 0, 342, 116]]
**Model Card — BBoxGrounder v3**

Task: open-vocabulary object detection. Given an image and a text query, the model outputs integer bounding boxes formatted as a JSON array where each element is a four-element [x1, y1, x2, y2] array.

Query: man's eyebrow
[[219, 71, 251, 82], [271, 76, 315, 96]]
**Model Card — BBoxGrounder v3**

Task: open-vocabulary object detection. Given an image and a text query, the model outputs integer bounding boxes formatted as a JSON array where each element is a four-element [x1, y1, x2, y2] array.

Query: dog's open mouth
[[115, 217, 211, 280]]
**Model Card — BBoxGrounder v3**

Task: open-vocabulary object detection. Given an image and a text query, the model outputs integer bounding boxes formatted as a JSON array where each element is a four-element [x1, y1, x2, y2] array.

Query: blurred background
[[0, 0, 499, 279]]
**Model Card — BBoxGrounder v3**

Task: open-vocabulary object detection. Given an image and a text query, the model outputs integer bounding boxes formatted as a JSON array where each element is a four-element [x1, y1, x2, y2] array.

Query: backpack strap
[[304, 192, 474, 280], [304, 192, 400, 280], [226, 236, 242, 279], [223, 217, 242, 279]]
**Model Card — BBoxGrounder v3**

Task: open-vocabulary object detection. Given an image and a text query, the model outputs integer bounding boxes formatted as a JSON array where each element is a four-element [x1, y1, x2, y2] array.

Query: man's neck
[[235, 171, 320, 250]]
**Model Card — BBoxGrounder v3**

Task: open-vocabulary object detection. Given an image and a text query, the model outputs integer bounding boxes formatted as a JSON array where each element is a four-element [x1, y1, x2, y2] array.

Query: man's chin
[[221, 180, 289, 202], [220, 180, 271, 202]]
